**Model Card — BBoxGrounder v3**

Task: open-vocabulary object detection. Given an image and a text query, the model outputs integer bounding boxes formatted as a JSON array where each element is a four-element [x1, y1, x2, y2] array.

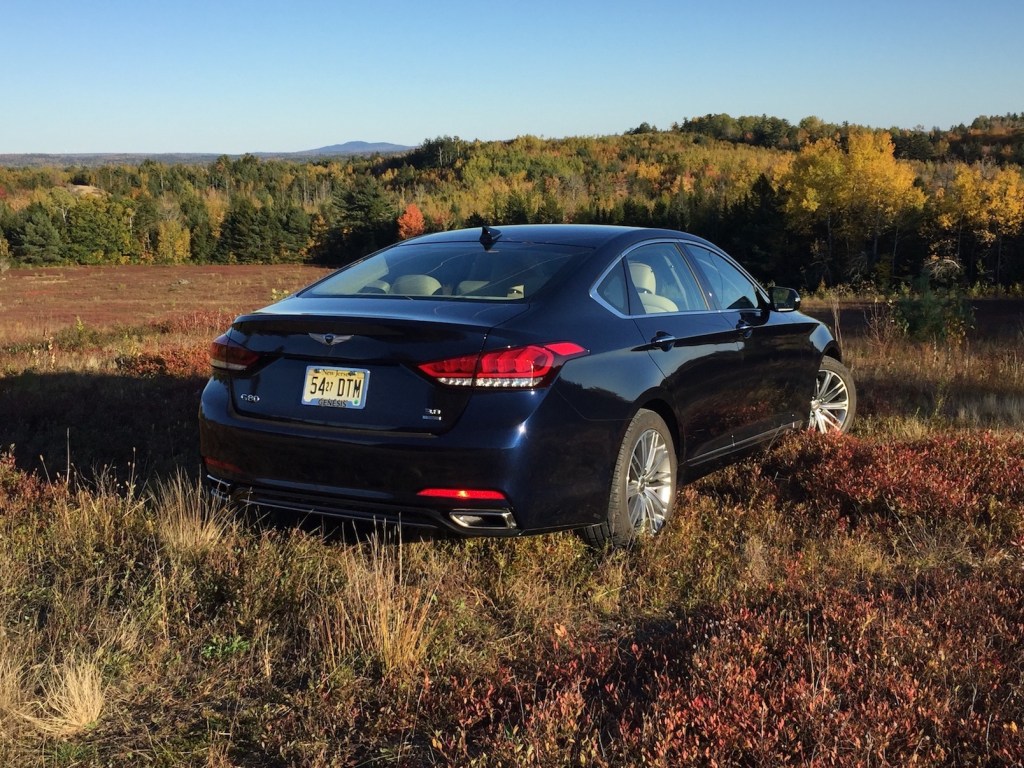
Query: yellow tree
[[0, 231, 11, 269], [840, 130, 925, 280], [155, 220, 191, 263], [931, 163, 989, 264], [784, 130, 924, 283], [782, 136, 845, 279], [985, 167, 1024, 282], [930, 163, 1005, 285]]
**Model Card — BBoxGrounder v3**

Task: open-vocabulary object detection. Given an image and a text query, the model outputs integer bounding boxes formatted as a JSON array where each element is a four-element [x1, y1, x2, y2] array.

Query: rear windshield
[[303, 241, 592, 301]]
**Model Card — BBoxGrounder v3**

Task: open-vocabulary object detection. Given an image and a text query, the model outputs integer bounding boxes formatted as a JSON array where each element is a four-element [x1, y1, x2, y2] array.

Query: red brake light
[[210, 333, 261, 372], [418, 342, 587, 389], [417, 488, 507, 501]]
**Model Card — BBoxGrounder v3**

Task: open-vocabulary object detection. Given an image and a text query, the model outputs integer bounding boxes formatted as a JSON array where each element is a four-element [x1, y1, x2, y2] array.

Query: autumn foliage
[[3, 118, 1024, 287], [397, 202, 426, 240]]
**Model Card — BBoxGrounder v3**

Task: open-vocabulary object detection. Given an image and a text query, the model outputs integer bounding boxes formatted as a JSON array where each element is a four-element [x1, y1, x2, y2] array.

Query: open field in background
[[0, 265, 333, 346], [0, 265, 330, 480], [0, 265, 1022, 766]]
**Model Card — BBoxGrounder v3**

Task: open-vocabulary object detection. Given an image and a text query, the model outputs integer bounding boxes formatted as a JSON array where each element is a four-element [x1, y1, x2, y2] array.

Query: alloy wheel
[[626, 428, 674, 533], [810, 367, 851, 433]]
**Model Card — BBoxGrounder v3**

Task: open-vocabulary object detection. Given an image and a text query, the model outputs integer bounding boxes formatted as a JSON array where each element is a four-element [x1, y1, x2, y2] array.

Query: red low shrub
[[115, 345, 208, 378], [758, 431, 1024, 523], [0, 450, 49, 512], [419, 573, 1024, 766], [151, 310, 236, 336]]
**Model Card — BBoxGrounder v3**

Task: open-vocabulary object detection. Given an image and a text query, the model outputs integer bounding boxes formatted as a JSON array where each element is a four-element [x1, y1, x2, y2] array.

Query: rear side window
[[304, 242, 591, 301], [596, 261, 630, 314], [624, 243, 708, 314]]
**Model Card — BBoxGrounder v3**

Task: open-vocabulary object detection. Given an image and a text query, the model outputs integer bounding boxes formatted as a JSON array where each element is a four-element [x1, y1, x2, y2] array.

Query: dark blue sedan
[[200, 225, 855, 546]]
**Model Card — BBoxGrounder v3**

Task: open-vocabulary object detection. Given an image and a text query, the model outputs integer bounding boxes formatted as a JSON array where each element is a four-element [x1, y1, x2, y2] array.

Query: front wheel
[[809, 356, 856, 433], [580, 409, 677, 549]]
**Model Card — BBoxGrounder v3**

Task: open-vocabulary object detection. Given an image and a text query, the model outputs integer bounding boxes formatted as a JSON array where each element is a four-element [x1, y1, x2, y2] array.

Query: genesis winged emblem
[[309, 333, 353, 346]]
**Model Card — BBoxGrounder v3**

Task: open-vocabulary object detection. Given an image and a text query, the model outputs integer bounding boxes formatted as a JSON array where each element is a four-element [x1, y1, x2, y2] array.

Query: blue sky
[[2, 0, 1022, 153]]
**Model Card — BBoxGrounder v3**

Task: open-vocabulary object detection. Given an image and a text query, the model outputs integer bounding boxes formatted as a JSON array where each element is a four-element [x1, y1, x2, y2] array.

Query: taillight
[[209, 333, 261, 372], [418, 342, 587, 389]]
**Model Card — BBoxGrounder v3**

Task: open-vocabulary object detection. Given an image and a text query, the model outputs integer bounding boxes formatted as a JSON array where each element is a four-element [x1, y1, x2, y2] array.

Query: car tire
[[809, 356, 856, 433], [580, 409, 677, 548]]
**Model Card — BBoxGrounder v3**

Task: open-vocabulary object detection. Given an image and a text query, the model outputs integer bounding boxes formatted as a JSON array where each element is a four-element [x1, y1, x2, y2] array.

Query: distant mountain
[[0, 141, 413, 168], [294, 141, 413, 156]]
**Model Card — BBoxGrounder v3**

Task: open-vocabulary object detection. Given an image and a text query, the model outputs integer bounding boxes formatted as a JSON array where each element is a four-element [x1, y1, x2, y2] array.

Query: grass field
[[0, 266, 1022, 766]]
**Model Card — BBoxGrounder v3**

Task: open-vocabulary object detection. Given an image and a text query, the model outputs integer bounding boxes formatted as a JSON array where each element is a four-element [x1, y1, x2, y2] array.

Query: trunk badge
[[309, 333, 353, 346]]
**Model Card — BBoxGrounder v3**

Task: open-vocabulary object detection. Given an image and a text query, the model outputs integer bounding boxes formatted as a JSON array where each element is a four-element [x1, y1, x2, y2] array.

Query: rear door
[[619, 241, 748, 464]]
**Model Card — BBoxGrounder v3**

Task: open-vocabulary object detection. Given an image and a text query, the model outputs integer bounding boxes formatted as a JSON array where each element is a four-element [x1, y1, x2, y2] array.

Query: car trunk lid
[[223, 297, 528, 434]]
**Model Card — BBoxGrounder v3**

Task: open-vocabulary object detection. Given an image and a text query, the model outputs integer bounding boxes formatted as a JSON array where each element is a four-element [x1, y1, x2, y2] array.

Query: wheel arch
[[810, 322, 842, 363], [635, 397, 680, 460], [822, 341, 842, 362]]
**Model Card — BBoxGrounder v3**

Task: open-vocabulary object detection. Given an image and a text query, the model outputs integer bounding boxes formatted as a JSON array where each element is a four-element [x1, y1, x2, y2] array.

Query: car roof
[[404, 224, 696, 249]]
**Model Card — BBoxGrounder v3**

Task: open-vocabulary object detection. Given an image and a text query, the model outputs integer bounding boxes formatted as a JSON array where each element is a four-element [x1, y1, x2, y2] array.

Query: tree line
[[672, 113, 1024, 165], [1, 115, 1023, 291]]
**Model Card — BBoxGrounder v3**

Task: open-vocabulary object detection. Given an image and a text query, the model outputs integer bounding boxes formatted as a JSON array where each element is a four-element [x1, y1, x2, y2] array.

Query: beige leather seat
[[629, 263, 657, 294], [391, 274, 442, 296], [639, 294, 678, 313], [628, 262, 677, 313], [455, 280, 488, 295]]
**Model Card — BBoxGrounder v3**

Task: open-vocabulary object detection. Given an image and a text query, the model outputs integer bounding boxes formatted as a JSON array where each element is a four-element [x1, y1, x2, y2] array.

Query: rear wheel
[[809, 356, 856, 433], [580, 409, 677, 548]]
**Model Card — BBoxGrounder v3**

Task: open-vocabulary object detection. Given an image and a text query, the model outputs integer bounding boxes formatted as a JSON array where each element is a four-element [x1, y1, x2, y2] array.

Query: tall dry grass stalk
[[317, 534, 439, 679], [152, 472, 231, 558], [828, 293, 843, 353], [0, 648, 26, 730], [20, 656, 104, 736]]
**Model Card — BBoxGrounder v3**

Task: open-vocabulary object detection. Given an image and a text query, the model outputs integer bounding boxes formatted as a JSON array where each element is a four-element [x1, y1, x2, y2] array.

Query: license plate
[[301, 367, 368, 409]]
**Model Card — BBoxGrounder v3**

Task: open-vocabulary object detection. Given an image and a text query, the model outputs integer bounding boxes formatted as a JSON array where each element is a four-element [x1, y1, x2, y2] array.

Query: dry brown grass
[[14, 656, 104, 737], [153, 472, 232, 559], [844, 330, 1024, 433], [318, 535, 440, 680], [0, 293, 1022, 764], [36, 657, 105, 736], [0, 648, 26, 728]]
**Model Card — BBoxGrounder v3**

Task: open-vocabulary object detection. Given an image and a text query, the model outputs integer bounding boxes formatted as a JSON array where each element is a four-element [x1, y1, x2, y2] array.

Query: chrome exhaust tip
[[449, 509, 517, 530], [205, 474, 233, 503]]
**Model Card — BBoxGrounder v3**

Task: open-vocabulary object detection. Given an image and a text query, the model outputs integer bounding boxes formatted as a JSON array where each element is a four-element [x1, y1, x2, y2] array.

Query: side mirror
[[770, 286, 801, 313]]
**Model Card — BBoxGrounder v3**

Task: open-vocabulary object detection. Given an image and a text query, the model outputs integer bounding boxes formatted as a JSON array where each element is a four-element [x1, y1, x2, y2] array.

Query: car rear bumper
[[205, 472, 521, 535], [199, 378, 621, 535]]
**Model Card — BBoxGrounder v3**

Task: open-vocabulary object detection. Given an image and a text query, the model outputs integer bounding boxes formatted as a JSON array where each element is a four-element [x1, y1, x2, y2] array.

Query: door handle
[[650, 331, 678, 350], [735, 320, 753, 339]]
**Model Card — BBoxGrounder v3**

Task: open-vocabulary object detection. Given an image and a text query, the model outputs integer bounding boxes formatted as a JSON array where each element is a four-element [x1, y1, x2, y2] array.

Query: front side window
[[685, 245, 761, 311], [304, 241, 591, 301]]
